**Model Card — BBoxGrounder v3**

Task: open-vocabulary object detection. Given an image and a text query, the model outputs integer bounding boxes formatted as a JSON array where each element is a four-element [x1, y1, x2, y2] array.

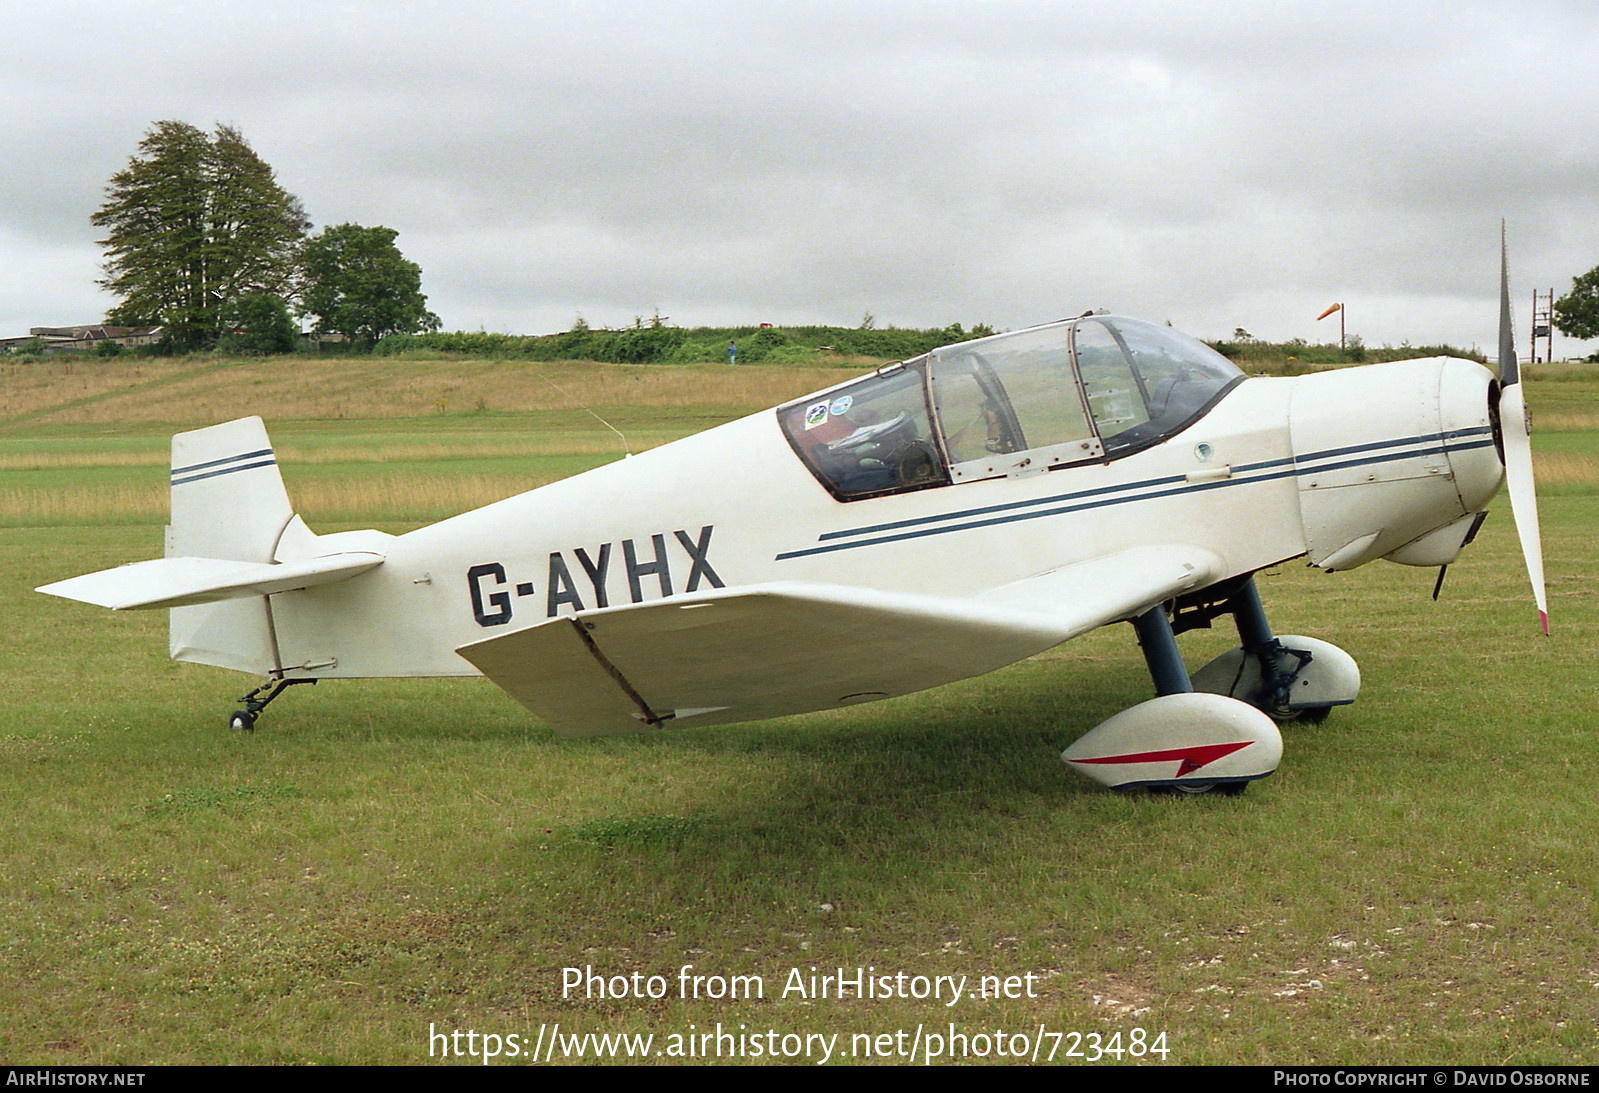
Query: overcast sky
[[5, 0, 1599, 356]]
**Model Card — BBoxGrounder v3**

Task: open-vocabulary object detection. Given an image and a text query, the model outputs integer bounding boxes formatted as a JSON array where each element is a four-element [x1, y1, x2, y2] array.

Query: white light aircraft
[[39, 240, 1547, 795]]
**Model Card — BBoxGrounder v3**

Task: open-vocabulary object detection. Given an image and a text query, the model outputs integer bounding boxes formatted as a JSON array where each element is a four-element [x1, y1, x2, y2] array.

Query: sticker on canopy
[[829, 395, 854, 416], [804, 402, 830, 429]]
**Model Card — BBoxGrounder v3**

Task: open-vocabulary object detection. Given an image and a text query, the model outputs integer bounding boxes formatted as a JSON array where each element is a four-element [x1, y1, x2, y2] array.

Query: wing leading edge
[[36, 551, 385, 611], [457, 545, 1223, 737]]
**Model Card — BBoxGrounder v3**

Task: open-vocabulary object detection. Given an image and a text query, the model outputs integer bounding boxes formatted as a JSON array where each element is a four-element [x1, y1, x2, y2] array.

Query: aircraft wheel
[[1064, 693, 1282, 791], [1150, 781, 1247, 797], [1258, 701, 1332, 725], [1282, 705, 1332, 726], [1192, 637, 1359, 722], [228, 710, 255, 732]]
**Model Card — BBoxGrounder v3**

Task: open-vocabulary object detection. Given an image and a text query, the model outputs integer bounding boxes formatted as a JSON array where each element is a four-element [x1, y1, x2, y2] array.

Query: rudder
[[166, 417, 293, 673]]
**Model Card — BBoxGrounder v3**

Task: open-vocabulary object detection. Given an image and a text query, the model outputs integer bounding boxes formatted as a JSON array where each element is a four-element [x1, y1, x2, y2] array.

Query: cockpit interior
[[780, 315, 1244, 501]]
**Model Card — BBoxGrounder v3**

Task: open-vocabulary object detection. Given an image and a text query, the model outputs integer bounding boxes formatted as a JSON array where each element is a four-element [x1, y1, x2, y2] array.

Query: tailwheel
[[227, 676, 317, 732]]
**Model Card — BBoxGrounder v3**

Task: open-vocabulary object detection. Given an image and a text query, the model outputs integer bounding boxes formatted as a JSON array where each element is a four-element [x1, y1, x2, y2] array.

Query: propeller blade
[[1499, 222, 1519, 386], [1497, 223, 1548, 634], [1498, 383, 1548, 634]]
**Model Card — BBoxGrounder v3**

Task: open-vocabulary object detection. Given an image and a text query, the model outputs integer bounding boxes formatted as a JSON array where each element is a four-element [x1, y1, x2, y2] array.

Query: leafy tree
[[1553, 266, 1599, 341], [92, 121, 309, 350], [218, 292, 299, 355], [300, 223, 440, 343]]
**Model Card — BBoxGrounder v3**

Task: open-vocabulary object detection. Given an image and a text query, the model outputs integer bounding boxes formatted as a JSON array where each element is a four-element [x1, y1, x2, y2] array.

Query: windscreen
[[1071, 316, 1243, 455]]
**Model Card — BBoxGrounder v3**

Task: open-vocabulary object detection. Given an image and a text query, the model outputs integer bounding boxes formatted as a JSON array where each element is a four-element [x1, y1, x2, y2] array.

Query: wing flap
[[458, 545, 1222, 737], [36, 551, 385, 611]]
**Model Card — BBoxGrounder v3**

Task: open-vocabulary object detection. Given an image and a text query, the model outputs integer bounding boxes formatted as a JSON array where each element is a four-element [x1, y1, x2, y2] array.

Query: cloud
[[4, 0, 1598, 353]]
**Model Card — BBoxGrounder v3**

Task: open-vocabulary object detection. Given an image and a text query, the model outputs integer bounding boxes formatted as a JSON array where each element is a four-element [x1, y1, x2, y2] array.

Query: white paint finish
[[460, 546, 1222, 737], [164, 417, 294, 675], [1061, 693, 1283, 788], [36, 333, 1512, 746], [167, 417, 290, 563], [1190, 635, 1360, 714], [1289, 358, 1502, 570], [1383, 512, 1483, 567], [264, 373, 1301, 681], [35, 552, 384, 611]]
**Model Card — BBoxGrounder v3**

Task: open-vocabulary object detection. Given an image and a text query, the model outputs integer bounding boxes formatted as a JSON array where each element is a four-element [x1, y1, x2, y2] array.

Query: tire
[[1261, 703, 1333, 725], [1149, 781, 1247, 797]]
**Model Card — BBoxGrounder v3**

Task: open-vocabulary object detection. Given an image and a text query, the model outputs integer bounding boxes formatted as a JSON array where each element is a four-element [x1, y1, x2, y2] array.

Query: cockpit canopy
[[780, 315, 1244, 501]]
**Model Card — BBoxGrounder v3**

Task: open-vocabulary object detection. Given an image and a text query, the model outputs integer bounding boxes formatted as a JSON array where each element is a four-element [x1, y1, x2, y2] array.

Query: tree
[[218, 292, 299, 355], [300, 223, 440, 343], [1553, 266, 1599, 341], [92, 121, 310, 350]]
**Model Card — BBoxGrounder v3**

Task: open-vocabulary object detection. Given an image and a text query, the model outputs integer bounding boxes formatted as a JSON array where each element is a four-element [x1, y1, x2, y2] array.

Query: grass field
[[1, 355, 1595, 1065]]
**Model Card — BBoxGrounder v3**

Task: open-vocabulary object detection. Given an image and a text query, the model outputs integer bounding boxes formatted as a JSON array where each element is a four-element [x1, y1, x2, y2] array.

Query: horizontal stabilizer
[[37, 551, 385, 611], [458, 546, 1220, 737]]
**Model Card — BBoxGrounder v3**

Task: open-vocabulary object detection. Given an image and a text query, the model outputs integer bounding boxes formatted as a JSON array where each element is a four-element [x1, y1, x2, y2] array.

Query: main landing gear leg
[[1132, 604, 1191, 698], [1190, 576, 1360, 723], [228, 677, 317, 732], [1061, 604, 1283, 796], [1232, 578, 1313, 718]]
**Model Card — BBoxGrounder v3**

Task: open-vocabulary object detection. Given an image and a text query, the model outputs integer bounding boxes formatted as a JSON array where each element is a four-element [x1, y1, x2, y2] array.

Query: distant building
[[0, 325, 163, 353]]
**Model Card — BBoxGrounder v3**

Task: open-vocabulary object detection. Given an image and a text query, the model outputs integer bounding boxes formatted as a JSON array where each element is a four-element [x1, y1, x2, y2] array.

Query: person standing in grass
[[727, 340, 737, 364]]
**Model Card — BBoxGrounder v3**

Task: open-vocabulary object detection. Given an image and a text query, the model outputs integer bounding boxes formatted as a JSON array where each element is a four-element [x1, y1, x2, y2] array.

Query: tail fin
[[166, 417, 291, 563], [166, 417, 295, 673], [37, 417, 388, 676]]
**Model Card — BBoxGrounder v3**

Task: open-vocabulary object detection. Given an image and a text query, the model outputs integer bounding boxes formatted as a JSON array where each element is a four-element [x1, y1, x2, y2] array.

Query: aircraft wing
[[36, 552, 385, 611], [456, 545, 1222, 737]]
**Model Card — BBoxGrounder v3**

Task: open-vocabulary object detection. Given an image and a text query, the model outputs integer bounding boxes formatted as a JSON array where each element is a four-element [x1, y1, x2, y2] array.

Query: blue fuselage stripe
[[775, 429, 1494, 561]]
